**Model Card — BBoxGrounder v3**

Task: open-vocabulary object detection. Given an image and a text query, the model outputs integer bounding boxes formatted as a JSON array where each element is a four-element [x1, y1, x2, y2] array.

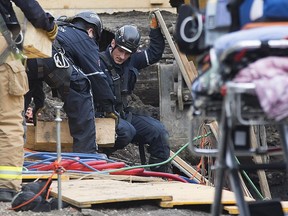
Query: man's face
[[111, 39, 131, 64]]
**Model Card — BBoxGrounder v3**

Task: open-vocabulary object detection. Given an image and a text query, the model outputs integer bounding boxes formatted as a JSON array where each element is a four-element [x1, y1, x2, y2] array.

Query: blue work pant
[[115, 114, 170, 161], [63, 69, 97, 153]]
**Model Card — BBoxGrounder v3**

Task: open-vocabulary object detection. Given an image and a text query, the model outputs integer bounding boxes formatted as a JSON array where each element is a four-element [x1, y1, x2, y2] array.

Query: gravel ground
[[0, 201, 230, 216]]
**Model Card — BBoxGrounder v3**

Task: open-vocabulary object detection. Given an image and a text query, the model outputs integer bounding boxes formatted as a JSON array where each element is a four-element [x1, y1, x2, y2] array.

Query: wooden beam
[[36, 0, 176, 14], [25, 118, 115, 152], [22, 172, 165, 183], [14, 6, 52, 58], [155, 10, 198, 91], [170, 150, 211, 185], [250, 126, 271, 199]]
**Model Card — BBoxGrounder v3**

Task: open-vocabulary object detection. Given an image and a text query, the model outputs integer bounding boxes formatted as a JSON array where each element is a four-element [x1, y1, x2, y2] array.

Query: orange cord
[[189, 123, 209, 185]]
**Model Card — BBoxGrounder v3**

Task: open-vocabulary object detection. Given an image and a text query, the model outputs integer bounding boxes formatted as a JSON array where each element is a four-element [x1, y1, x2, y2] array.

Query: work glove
[[149, 12, 159, 29], [46, 23, 58, 41], [104, 111, 120, 126], [101, 100, 119, 125]]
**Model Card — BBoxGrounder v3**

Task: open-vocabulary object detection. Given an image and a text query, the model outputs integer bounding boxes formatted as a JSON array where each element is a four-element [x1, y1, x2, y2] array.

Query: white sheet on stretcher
[[214, 26, 288, 57]]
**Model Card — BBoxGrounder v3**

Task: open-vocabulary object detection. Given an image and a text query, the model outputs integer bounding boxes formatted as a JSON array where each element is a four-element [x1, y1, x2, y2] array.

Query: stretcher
[[188, 35, 288, 216]]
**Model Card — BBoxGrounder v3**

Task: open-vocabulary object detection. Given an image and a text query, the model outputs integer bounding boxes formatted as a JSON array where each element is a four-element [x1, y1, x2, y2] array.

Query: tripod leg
[[211, 116, 230, 216], [211, 162, 226, 216], [227, 151, 251, 216]]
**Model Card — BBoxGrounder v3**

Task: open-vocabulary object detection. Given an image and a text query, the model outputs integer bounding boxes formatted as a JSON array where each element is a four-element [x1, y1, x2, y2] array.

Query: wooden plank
[[95, 118, 115, 145], [155, 10, 198, 91], [50, 179, 254, 209], [37, 0, 175, 12], [158, 182, 254, 208], [224, 201, 288, 215], [14, 7, 52, 58], [22, 22, 52, 58], [22, 173, 70, 181], [36, 119, 72, 144], [66, 173, 165, 182], [170, 150, 211, 185], [22, 172, 164, 183], [50, 179, 173, 208], [206, 120, 220, 143], [250, 126, 271, 199], [35, 118, 115, 146], [25, 118, 115, 152], [150, 0, 164, 5], [176, 45, 198, 82]]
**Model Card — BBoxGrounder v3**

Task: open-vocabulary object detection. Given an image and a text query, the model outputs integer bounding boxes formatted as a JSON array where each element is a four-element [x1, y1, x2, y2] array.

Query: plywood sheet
[[157, 182, 254, 208], [50, 179, 254, 209], [50, 179, 172, 208]]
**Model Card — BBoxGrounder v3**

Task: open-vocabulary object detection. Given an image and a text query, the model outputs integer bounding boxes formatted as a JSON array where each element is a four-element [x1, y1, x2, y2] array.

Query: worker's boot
[[98, 147, 117, 158], [149, 157, 172, 173], [0, 188, 17, 202]]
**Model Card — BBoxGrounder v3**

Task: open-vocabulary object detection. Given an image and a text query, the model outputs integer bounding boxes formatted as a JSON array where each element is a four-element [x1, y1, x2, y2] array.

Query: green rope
[[99, 132, 212, 174], [234, 157, 264, 200]]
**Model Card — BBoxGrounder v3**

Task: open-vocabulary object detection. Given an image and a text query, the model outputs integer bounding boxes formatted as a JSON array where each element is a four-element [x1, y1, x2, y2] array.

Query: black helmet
[[114, 25, 141, 53], [72, 11, 103, 40]]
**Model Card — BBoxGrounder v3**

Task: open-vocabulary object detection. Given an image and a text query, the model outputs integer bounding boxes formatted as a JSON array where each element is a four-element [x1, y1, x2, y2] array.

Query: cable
[[235, 157, 264, 200], [97, 133, 211, 175], [23, 133, 211, 183]]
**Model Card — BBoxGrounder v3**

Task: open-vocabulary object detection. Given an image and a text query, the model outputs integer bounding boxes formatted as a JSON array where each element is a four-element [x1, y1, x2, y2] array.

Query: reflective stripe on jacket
[[0, 166, 22, 180]]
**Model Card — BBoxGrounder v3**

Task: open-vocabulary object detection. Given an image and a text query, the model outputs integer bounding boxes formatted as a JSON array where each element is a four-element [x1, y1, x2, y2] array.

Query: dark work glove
[[101, 100, 119, 125], [101, 100, 114, 113]]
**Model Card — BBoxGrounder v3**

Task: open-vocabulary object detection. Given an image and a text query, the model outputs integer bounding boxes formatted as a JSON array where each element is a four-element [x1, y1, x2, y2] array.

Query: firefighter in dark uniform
[[98, 13, 171, 173], [27, 11, 116, 154], [0, 0, 57, 201]]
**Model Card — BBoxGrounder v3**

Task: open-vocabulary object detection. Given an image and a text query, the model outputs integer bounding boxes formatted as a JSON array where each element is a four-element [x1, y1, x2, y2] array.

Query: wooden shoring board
[[250, 126, 271, 199], [158, 181, 254, 208], [22, 173, 70, 181], [65, 173, 165, 182], [35, 118, 115, 146], [50, 179, 172, 208], [154, 10, 198, 91], [22, 172, 164, 183], [37, 0, 176, 13], [25, 118, 115, 152], [50, 179, 254, 209], [170, 151, 211, 185], [224, 201, 288, 215], [14, 7, 52, 58]]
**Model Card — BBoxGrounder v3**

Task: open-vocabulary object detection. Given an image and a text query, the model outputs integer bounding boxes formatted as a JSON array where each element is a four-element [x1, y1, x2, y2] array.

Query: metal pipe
[[55, 106, 62, 209]]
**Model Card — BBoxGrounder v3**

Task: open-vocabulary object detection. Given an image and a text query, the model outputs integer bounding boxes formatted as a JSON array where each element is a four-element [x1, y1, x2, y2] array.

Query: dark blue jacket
[[99, 28, 165, 112], [1, 0, 54, 32], [56, 25, 115, 107]]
